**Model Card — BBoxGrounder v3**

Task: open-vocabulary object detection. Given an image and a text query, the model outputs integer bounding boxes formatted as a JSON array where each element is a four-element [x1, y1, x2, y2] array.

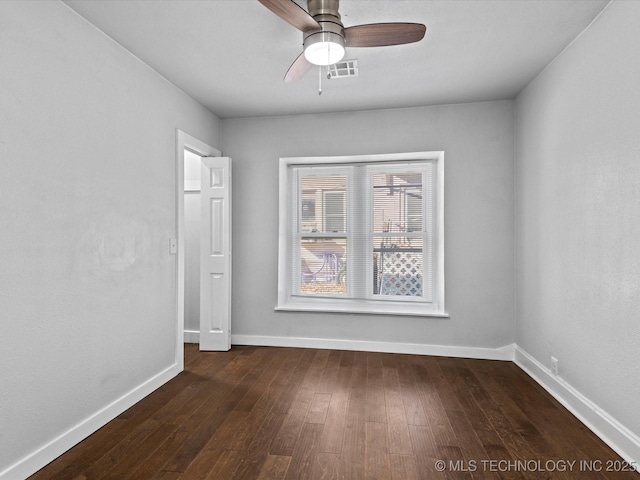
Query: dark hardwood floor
[[29, 345, 636, 480]]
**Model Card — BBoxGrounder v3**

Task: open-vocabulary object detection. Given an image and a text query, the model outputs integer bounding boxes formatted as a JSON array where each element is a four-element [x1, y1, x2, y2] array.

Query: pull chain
[[319, 43, 335, 95]]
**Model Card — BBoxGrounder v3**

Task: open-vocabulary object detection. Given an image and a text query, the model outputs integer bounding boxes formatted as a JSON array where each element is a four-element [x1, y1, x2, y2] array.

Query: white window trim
[[277, 151, 447, 318]]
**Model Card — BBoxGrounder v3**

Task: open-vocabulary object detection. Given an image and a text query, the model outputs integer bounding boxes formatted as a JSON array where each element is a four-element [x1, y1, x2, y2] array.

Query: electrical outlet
[[551, 356, 559, 376]]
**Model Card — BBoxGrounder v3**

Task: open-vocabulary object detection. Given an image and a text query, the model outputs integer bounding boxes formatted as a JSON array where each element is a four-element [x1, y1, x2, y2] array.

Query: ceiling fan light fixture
[[258, 0, 427, 82], [303, 31, 345, 66]]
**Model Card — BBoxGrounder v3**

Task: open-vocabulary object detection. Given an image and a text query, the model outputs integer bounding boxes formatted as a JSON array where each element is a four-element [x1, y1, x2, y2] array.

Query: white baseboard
[[515, 346, 640, 468], [0, 363, 181, 480], [231, 334, 516, 361], [184, 329, 200, 343]]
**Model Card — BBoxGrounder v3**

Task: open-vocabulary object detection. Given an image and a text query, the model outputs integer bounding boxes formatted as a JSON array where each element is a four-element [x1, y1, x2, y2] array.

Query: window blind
[[289, 161, 434, 303]]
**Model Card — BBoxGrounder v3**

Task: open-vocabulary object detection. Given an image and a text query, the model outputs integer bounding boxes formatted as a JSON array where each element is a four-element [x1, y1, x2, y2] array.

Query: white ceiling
[[63, 0, 609, 119]]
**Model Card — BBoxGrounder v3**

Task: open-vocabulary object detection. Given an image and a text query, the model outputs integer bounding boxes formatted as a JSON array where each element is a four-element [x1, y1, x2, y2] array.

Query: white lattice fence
[[379, 251, 422, 296]]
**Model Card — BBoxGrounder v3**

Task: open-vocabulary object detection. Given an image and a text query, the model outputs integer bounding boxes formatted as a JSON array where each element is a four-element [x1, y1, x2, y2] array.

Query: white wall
[[184, 151, 202, 334], [222, 101, 515, 352], [0, 1, 220, 477], [516, 0, 640, 447]]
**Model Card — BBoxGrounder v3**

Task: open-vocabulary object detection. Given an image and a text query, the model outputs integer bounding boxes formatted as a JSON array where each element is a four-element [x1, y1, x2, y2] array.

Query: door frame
[[175, 130, 221, 369]]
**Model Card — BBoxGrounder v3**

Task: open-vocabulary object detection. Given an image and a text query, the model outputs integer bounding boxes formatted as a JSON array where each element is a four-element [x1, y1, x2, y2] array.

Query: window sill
[[275, 297, 449, 318]]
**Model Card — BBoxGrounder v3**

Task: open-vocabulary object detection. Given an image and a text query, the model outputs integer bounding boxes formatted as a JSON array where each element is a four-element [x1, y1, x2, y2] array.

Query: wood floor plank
[[153, 470, 183, 480], [271, 349, 332, 455], [29, 346, 638, 480], [332, 350, 355, 395], [389, 454, 419, 480], [208, 409, 251, 450], [418, 359, 499, 480], [33, 367, 216, 480], [233, 347, 289, 413], [311, 453, 344, 480], [365, 352, 387, 423], [316, 350, 343, 394], [160, 348, 276, 473], [306, 393, 332, 424], [257, 455, 292, 480], [364, 421, 392, 480], [396, 355, 429, 426], [283, 422, 324, 480], [415, 360, 476, 477], [301, 350, 332, 389], [479, 361, 611, 480], [444, 408, 501, 480], [114, 370, 203, 421], [180, 409, 283, 480], [341, 414, 366, 480], [43, 462, 90, 480], [202, 448, 246, 480], [462, 368, 538, 465], [235, 412, 288, 480], [126, 424, 196, 480], [436, 360, 526, 480], [381, 359, 413, 455], [270, 387, 315, 456], [192, 352, 289, 459], [108, 348, 260, 476], [346, 352, 368, 423], [70, 417, 168, 480], [318, 392, 349, 454], [228, 384, 285, 451], [470, 359, 559, 459], [270, 349, 317, 414], [100, 421, 181, 480], [28, 420, 127, 480], [408, 423, 443, 479]]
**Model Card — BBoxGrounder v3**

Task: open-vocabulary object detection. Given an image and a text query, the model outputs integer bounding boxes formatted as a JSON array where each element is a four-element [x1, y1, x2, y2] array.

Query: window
[[277, 152, 446, 317]]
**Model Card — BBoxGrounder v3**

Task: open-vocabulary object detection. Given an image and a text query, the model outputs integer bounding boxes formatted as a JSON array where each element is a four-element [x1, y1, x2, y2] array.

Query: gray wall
[[184, 192, 201, 332], [222, 101, 515, 349], [516, 0, 640, 437], [10, 0, 639, 472], [0, 1, 220, 473], [184, 151, 202, 333]]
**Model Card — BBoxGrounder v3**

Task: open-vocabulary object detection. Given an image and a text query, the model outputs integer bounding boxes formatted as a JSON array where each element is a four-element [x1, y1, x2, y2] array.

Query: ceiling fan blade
[[258, 0, 320, 32], [344, 23, 426, 48], [284, 52, 313, 82]]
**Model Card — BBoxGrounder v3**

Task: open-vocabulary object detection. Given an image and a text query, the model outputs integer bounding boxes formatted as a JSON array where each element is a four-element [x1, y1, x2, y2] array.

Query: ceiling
[[63, 0, 609, 119]]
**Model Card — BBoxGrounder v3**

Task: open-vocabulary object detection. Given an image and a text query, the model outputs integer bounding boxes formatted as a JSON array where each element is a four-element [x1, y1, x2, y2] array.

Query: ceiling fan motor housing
[[307, 0, 339, 17], [303, 0, 346, 65]]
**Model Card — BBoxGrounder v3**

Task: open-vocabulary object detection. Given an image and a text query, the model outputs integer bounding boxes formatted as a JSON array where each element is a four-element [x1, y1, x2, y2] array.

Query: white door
[[199, 156, 232, 351]]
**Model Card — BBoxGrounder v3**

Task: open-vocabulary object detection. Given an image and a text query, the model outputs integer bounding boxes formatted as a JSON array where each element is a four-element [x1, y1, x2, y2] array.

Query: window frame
[[277, 151, 447, 317]]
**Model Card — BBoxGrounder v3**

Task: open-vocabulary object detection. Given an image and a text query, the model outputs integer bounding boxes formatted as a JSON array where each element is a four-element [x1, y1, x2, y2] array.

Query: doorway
[[175, 131, 221, 368], [183, 149, 203, 343]]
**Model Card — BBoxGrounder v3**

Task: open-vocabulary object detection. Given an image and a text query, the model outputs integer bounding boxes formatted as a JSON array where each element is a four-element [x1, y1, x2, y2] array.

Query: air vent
[[328, 59, 359, 79]]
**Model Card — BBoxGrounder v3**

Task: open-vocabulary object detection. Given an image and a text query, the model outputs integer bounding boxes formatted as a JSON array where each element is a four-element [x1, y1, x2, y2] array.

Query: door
[[199, 156, 232, 351]]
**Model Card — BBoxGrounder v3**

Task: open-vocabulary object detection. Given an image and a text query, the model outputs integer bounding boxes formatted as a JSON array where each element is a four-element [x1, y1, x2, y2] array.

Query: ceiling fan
[[258, 0, 427, 82]]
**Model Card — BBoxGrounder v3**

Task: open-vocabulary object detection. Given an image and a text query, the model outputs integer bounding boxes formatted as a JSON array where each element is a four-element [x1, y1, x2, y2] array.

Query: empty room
[[1, 0, 639, 479]]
